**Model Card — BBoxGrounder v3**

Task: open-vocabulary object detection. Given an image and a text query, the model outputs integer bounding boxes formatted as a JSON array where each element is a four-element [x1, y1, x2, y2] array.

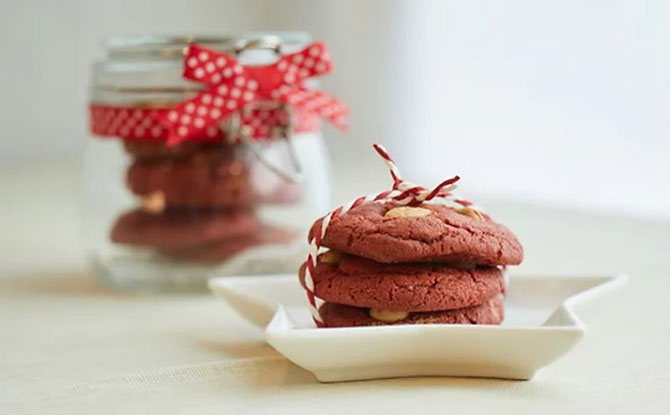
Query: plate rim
[[210, 272, 627, 381], [209, 272, 628, 333]]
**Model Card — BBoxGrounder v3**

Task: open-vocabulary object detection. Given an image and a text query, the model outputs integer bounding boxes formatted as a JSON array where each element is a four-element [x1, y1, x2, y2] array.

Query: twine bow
[[161, 41, 348, 145]]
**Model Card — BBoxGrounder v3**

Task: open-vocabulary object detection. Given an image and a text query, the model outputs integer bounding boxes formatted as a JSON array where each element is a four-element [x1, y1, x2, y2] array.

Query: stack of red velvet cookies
[[110, 140, 292, 264], [300, 202, 523, 327]]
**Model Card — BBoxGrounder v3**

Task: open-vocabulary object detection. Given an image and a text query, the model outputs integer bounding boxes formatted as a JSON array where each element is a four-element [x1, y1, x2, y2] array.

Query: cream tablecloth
[[1, 162, 669, 414]]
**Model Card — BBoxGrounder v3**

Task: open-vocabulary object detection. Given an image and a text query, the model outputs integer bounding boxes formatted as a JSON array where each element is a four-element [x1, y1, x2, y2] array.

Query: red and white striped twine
[[303, 143, 482, 326]]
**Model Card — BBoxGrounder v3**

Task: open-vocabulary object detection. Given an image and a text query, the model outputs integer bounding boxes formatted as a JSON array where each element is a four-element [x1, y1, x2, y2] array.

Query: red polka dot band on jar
[[89, 39, 347, 146], [90, 103, 321, 142]]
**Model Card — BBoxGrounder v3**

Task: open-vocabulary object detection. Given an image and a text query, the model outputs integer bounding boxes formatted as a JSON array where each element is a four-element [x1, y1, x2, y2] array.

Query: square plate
[[209, 273, 626, 382]]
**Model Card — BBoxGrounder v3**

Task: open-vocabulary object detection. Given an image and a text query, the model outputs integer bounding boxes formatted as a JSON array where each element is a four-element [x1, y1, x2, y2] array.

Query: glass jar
[[84, 33, 333, 292]]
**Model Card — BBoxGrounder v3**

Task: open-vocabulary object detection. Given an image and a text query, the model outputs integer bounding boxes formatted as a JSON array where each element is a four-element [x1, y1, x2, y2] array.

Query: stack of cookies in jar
[[110, 140, 294, 264]]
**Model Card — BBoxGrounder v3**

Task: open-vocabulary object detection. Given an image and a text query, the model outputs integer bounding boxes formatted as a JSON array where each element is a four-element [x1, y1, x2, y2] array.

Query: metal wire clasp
[[233, 35, 283, 56], [223, 36, 303, 183]]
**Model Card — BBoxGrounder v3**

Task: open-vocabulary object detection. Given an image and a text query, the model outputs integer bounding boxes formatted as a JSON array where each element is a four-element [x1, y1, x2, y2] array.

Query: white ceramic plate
[[209, 273, 626, 382]]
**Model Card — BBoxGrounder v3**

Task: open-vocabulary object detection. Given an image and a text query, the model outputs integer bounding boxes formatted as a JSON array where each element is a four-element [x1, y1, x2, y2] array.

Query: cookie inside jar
[[112, 137, 299, 267]]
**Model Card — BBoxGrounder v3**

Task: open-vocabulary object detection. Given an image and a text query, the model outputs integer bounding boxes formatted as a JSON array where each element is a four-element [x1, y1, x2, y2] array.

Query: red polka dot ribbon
[[89, 41, 346, 144], [89, 104, 320, 142], [303, 144, 481, 327]]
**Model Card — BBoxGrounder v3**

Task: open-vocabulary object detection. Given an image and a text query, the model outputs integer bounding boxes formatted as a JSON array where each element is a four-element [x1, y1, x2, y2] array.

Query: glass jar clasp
[[234, 35, 283, 57], [225, 36, 303, 184]]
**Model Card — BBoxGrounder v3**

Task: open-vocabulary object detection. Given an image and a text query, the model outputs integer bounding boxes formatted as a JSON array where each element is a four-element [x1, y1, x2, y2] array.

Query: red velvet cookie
[[126, 152, 254, 209], [320, 294, 505, 327], [309, 202, 523, 265], [300, 254, 504, 312], [161, 225, 297, 264], [110, 208, 258, 249]]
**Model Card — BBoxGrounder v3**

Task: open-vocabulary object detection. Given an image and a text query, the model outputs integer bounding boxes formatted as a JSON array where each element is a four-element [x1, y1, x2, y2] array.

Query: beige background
[[1, 0, 669, 218]]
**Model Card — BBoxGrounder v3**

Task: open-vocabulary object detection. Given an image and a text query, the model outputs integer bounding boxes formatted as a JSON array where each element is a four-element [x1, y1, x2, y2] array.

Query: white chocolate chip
[[142, 191, 165, 214], [456, 207, 483, 221], [384, 206, 431, 218], [318, 250, 344, 264], [369, 308, 409, 323]]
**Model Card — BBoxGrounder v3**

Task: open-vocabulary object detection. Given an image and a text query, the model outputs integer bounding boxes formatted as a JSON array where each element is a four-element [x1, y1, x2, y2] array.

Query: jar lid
[[104, 35, 236, 59], [90, 32, 312, 102]]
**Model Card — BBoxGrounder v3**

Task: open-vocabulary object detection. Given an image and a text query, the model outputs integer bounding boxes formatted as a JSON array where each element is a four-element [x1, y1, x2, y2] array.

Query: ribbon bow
[[161, 41, 347, 145]]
